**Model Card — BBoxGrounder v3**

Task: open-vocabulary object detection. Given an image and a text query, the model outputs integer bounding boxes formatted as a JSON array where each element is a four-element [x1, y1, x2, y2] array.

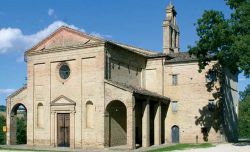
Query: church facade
[[6, 3, 238, 149]]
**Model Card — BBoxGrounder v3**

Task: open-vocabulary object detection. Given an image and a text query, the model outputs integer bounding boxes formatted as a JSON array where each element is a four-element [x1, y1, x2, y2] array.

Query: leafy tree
[[0, 106, 6, 112], [239, 85, 250, 138], [0, 115, 6, 144], [189, 0, 249, 141], [189, 0, 250, 77], [16, 117, 27, 144]]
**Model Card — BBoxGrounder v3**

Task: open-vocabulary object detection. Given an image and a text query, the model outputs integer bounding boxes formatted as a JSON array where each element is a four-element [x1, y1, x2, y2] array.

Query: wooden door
[[171, 126, 179, 143], [57, 113, 70, 147]]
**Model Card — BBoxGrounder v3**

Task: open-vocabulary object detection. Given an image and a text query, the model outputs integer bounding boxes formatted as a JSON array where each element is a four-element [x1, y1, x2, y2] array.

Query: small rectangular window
[[172, 101, 178, 112], [206, 71, 216, 83], [208, 99, 216, 111], [172, 74, 178, 85]]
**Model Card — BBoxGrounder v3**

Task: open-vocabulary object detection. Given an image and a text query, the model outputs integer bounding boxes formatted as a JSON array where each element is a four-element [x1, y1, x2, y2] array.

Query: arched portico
[[104, 100, 127, 147], [104, 80, 170, 149], [9, 103, 27, 145]]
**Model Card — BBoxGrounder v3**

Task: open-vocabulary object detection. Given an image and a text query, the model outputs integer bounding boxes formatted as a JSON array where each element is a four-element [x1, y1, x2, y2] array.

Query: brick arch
[[9, 103, 27, 145], [105, 99, 128, 110], [10, 103, 27, 115], [104, 100, 127, 147]]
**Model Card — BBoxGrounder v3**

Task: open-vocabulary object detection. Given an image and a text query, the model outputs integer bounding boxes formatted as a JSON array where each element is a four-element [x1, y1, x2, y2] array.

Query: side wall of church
[[144, 58, 164, 95], [164, 62, 223, 143], [26, 45, 106, 148], [221, 68, 238, 142], [107, 45, 146, 87]]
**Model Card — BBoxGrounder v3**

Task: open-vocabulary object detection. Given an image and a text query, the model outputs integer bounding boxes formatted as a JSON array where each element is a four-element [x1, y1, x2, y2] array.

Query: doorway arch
[[171, 125, 179, 143], [105, 100, 127, 147], [10, 103, 27, 145]]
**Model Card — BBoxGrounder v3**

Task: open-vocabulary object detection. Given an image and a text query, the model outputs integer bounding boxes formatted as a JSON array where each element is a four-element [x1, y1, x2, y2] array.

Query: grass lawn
[[149, 143, 214, 152]]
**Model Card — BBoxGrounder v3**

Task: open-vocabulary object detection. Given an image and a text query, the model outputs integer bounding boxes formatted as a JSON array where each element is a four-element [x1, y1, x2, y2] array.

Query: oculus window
[[59, 63, 70, 80]]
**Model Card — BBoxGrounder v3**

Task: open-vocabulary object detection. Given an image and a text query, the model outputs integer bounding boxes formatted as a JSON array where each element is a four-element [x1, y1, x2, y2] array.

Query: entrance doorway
[[57, 113, 70, 147], [10, 103, 27, 145], [171, 125, 179, 143]]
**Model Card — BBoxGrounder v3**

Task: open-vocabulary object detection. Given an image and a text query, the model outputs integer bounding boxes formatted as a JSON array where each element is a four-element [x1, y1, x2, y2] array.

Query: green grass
[[149, 143, 214, 152]]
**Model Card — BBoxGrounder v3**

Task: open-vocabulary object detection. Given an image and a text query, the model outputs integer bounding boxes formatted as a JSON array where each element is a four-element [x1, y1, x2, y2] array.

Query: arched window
[[37, 103, 44, 128], [86, 101, 94, 128]]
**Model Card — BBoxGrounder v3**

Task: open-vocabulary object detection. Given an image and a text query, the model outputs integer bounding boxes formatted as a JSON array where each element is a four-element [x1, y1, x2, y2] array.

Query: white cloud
[[0, 21, 84, 54], [90, 32, 112, 39], [0, 20, 111, 56], [0, 89, 15, 95], [48, 8, 54, 16], [48, 8, 58, 19]]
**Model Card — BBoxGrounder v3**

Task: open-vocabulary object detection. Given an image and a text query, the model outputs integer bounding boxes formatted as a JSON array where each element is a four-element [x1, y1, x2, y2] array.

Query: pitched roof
[[25, 26, 159, 57], [105, 80, 170, 102], [7, 85, 27, 99], [108, 41, 158, 56]]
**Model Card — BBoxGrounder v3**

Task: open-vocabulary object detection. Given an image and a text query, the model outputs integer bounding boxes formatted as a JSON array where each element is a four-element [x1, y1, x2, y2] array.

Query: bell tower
[[163, 1, 180, 54]]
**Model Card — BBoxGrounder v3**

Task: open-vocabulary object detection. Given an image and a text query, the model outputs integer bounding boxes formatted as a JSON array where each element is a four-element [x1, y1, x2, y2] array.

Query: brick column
[[127, 96, 136, 149], [142, 99, 150, 147], [164, 108, 168, 144], [154, 101, 161, 145]]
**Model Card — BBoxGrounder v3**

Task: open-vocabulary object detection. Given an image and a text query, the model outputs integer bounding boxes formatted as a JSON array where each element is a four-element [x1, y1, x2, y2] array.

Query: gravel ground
[[172, 143, 250, 152]]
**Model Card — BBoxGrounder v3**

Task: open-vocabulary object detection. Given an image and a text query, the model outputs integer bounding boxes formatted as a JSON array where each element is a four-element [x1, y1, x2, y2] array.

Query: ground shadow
[[233, 141, 250, 146]]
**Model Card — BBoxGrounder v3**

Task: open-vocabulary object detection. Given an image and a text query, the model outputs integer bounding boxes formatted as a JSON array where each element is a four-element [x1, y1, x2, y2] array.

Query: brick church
[[6, 2, 238, 150]]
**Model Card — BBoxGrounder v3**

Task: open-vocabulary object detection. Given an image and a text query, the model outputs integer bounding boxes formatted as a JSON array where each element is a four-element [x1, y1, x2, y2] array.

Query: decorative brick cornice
[[25, 42, 105, 57]]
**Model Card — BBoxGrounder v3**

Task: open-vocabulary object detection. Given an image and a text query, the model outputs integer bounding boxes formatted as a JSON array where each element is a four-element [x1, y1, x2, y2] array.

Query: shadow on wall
[[195, 63, 238, 142]]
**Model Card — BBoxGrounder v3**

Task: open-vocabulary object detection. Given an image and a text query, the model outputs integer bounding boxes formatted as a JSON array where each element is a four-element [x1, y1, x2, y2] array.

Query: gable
[[51, 95, 76, 106], [26, 26, 104, 55]]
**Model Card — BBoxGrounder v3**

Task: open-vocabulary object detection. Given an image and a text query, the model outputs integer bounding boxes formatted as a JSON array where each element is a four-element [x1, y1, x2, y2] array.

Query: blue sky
[[0, 0, 249, 105]]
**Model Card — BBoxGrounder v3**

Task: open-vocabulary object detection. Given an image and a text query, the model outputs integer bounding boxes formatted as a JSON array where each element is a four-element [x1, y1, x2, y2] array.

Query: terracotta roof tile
[[105, 80, 170, 101]]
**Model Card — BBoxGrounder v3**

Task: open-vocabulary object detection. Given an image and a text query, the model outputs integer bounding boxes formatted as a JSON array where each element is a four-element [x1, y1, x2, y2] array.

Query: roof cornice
[[25, 41, 105, 57]]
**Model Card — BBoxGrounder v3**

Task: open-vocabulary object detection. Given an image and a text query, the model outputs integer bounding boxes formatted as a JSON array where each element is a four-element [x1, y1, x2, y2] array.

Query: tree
[[189, 0, 250, 77], [239, 85, 250, 138], [0, 115, 6, 144], [16, 117, 27, 144]]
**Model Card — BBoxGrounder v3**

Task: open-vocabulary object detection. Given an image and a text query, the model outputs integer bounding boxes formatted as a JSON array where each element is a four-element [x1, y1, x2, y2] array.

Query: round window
[[59, 63, 70, 80]]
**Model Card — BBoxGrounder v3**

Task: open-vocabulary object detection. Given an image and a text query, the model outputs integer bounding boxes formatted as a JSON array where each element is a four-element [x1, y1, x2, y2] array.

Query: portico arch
[[104, 100, 127, 147], [9, 103, 27, 145]]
